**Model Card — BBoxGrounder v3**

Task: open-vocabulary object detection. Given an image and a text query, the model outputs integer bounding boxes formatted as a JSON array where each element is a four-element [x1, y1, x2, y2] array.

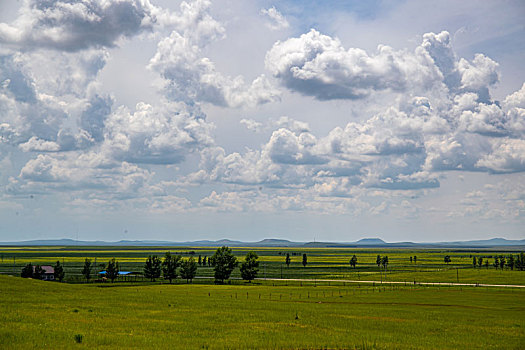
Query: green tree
[[381, 256, 389, 272], [410, 256, 413, 263], [53, 260, 65, 282], [285, 253, 291, 267], [198, 255, 202, 266], [202, 256, 207, 266], [413, 256, 417, 264], [516, 252, 524, 271], [144, 255, 162, 281], [81, 258, 92, 282], [349, 255, 357, 268], [180, 257, 198, 283], [478, 257, 483, 268], [472, 256, 477, 268], [302, 253, 307, 267], [499, 256, 505, 269], [162, 252, 181, 283], [33, 265, 44, 280], [210, 246, 237, 284], [21, 263, 33, 278], [376, 255, 382, 267], [494, 256, 499, 269], [484, 259, 489, 269], [444, 255, 451, 264], [507, 255, 515, 270], [240, 251, 259, 282], [106, 258, 119, 282]]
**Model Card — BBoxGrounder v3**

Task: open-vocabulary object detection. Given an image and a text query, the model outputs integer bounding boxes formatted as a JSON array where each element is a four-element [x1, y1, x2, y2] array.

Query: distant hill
[[1, 237, 524, 248], [437, 238, 525, 246], [192, 239, 243, 246], [254, 239, 303, 247], [355, 238, 386, 245]]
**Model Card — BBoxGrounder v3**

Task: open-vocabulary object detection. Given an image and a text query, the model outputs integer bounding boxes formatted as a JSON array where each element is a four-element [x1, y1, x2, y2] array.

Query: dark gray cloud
[[0, 0, 163, 52], [0, 55, 37, 103], [80, 94, 113, 143]]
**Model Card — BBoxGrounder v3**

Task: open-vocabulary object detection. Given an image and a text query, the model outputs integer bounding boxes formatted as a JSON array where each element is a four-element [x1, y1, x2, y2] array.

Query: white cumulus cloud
[[260, 7, 289, 31]]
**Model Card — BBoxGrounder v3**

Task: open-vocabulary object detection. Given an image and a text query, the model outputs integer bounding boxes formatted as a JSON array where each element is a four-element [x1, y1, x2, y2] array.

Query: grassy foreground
[[1, 275, 524, 349]]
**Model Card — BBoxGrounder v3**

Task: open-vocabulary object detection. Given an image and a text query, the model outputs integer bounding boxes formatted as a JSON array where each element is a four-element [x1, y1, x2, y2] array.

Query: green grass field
[[1, 274, 524, 349], [1, 246, 524, 349]]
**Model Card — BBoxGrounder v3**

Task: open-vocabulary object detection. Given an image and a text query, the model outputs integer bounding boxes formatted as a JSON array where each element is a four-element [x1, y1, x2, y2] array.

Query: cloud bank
[[0, 0, 523, 239]]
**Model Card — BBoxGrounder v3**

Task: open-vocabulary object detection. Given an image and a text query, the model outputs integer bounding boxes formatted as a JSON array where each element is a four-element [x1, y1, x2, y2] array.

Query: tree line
[[19, 250, 525, 283], [79, 246, 260, 284], [472, 253, 525, 270]]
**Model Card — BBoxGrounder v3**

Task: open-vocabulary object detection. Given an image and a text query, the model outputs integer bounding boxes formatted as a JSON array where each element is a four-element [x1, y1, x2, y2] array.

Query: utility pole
[[456, 268, 459, 283]]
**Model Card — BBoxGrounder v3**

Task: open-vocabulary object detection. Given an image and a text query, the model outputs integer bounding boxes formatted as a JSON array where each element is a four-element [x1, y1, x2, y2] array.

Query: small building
[[34, 265, 55, 281]]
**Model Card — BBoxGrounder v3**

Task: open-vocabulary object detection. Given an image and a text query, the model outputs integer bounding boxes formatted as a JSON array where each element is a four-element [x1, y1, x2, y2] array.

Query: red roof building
[[33, 265, 55, 281]]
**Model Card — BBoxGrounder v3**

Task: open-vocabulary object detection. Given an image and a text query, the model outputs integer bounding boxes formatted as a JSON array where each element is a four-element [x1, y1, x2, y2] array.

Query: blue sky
[[0, 0, 524, 242]]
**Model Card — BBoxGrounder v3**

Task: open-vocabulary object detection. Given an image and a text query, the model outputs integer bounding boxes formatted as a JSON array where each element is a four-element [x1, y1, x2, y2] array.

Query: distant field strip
[[256, 277, 525, 288]]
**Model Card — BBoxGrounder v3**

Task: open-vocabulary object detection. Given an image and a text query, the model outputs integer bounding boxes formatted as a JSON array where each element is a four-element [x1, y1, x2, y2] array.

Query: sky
[[0, 0, 524, 243]]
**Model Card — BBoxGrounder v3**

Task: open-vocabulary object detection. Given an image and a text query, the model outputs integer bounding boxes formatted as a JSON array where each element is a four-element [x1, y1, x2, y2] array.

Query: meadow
[[1, 274, 524, 349], [1, 246, 524, 349]]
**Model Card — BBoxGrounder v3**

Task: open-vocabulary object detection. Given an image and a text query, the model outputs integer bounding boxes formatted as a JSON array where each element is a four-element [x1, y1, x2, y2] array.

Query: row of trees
[[143, 253, 198, 283], [78, 247, 261, 284], [282, 253, 523, 270], [473, 253, 525, 270], [197, 255, 212, 266], [146, 247, 261, 284]]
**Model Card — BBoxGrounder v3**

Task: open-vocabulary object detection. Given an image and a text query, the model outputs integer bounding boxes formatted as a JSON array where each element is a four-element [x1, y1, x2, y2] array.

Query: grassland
[[1, 274, 524, 349], [1, 246, 524, 349]]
